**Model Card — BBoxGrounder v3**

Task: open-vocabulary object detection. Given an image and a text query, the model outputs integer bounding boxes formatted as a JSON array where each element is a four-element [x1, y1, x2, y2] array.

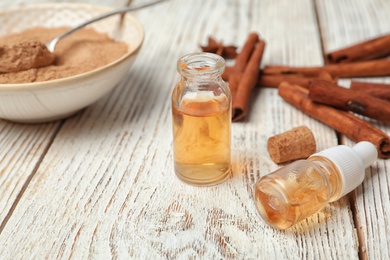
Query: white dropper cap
[[312, 141, 378, 198]]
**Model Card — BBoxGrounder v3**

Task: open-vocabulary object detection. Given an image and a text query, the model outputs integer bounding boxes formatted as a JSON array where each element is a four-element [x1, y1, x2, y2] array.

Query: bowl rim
[[0, 2, 144, 90]]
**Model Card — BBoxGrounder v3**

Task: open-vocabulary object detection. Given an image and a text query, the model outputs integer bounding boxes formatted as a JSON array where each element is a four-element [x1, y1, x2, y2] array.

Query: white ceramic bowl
[[0, 3, 144, 123]]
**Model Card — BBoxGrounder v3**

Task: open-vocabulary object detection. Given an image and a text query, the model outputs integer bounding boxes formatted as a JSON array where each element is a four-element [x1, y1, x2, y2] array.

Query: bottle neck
[[308, 156, 343, 202], [181, 73, 222, 84], [177, 53, 225, 80]]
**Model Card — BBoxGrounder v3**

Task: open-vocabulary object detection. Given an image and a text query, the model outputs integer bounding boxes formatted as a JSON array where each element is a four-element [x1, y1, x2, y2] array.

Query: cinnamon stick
[[278, 81, 390, 159], [222, 67, 336, 88], [317, 71, 335, 82], [234, 33, 260, 72], [327, 34, 390, 63], [229, 72, 242, 100], [222, 66, 234, 81], [263, 59, 390, 78], [350, 81, 390, 102], [258, 74, 312, 88], [257, 71, 335, 88], [228, 33, 259, 98], [232, 39, 266, 121], [309, 80, 390, 124]]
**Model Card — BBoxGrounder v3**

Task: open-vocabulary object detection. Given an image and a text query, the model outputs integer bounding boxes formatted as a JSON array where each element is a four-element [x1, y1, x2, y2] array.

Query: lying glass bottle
[[254, 141, 378, 229]]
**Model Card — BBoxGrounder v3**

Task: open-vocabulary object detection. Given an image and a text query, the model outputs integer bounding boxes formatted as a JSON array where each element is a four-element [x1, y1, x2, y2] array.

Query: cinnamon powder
[[0, 27, 129, 84], [0, 41, 55, 73]]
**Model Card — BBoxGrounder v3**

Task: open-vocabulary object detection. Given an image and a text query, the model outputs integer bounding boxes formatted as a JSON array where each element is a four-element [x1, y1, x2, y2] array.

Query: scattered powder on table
[[0, 27, 129, 84]]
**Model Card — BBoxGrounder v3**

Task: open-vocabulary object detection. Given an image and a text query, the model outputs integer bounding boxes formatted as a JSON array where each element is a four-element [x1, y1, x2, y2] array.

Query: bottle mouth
[[177, 52, 225, 77]]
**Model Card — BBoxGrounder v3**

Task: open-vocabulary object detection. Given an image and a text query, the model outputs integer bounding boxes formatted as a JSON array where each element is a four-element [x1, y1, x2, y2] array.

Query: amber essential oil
[[254, 157, 340, 230], [253, 142, 378, 229], [172, 90, 231, 185]]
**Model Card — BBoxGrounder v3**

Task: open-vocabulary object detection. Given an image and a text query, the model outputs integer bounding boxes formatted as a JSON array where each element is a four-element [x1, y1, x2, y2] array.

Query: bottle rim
[[177, 52, 225, 77]]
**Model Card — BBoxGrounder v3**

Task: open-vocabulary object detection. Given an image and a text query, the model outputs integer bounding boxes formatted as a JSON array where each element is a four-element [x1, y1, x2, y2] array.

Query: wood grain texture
[[0, 122, 61, 227], [316, 0, 390, 259], [0, 0, 388, 259]]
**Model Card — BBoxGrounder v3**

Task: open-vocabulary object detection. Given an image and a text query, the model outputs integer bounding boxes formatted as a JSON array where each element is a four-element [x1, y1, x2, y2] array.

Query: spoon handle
[[47, 0, 167, 51]]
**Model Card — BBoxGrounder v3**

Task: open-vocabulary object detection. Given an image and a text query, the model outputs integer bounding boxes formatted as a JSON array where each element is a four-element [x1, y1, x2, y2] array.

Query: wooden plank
[[0, 122, 61, 228], [0, 0, 364, 259], [315, 0, 390, 259]]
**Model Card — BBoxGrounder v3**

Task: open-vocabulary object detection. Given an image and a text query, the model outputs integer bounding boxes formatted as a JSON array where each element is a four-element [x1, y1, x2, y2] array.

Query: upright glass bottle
[[171, 53, 231, 186], [254, 141, 378, 229]]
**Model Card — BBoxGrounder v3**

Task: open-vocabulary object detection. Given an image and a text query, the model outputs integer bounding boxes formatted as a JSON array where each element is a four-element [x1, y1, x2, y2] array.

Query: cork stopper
[[267, 125, 317, 164]]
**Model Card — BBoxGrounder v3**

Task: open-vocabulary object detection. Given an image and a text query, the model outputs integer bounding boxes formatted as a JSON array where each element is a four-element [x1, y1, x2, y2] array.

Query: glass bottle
[[171, 53, 232, 186], [253, 141, 378, 229]]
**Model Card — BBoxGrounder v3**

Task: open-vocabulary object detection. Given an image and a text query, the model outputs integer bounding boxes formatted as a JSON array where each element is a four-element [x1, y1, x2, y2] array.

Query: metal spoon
[[45, 0, 167, 52]]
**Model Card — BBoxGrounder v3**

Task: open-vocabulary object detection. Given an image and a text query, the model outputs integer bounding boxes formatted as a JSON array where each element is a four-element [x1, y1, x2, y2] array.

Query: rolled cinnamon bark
[[263, 59, 390, 78], [232, 40, 266, 121], [228, 33, 259, 102], [278, 81, 390, 159], [222, 66, 234, 81], [257, 71, 335, 88], [258, 74, 312, 88], [233, 33, 259, 72], [350, 81, 390, 102], [228, 72, 241, 99], [327, 34, 390, 63], [309, 80, 390, 124]]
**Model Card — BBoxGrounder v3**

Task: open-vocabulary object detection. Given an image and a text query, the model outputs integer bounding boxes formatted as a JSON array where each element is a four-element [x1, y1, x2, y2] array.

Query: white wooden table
[[0, 0, 389, 259]]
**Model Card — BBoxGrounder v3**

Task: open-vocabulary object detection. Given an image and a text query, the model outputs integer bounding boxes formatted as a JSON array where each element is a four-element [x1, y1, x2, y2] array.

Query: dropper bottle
[[253, 141, 378, 230]]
